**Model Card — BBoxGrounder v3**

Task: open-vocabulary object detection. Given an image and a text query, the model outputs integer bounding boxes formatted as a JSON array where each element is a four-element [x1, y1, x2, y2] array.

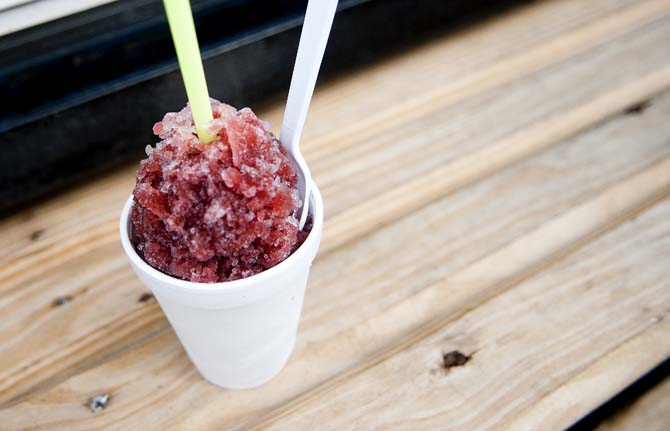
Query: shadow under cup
[[119, 184, 323, 389]]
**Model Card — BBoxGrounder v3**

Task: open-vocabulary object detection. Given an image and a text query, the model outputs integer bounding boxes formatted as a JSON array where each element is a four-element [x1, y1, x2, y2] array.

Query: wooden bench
[[1, 0, 668, 428]]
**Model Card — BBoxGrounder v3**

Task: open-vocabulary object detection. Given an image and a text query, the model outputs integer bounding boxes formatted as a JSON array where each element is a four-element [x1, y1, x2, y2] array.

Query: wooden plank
[[595, 376, 670, 431], [265, 0, 648, 147], [2, 97, 668, 429], [301, 95, 670, 343], [321, 22, 670, 250], [510, 327, 670, 430], [2, 0, 670, 428], [306, 2, 669, 184], [248, 200, 670, 431], [1, 0, 665, 407]]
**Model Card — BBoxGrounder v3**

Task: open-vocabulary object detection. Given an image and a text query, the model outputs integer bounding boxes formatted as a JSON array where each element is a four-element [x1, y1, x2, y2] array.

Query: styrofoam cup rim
[[119, 182, 323, 296]]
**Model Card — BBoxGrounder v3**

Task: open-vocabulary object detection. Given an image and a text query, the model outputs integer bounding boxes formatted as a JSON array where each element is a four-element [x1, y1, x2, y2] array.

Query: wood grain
[[269, 0, 652, 151], [250, 200, 670, 431], [1, 0, 669, 428], [510, 324, 670, 430], [2, 0, 665, 407], [595, 376, 670, 431], [312, 0, 670, 216], [321, 66, 670, 254], [2, 101, 668, 429]]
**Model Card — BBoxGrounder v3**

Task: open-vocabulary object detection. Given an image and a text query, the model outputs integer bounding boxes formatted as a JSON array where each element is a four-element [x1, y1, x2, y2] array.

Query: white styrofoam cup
[[119, 184, 323, 389]]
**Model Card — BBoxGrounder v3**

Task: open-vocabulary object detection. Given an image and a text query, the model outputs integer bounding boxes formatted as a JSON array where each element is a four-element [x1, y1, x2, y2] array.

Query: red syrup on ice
[[130, 100, 307, 282]]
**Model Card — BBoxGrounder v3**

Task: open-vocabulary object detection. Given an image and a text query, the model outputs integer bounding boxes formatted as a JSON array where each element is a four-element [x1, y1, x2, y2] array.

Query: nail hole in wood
[[52, 295, 72, 307], [88, 394, 110, 413], [442, 350, 471, 369], [624, 99, 651, 115], [30, 229, 45, 241], [138, 293, 154, 303]]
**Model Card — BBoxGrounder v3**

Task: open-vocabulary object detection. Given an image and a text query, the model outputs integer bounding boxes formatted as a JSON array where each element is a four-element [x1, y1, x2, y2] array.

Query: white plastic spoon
[[281, 0, 338, 229]]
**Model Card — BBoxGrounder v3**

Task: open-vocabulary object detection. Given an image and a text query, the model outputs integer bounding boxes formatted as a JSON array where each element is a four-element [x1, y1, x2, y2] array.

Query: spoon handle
[[281, 0, 338, 151], [281, 0, 338, 229]]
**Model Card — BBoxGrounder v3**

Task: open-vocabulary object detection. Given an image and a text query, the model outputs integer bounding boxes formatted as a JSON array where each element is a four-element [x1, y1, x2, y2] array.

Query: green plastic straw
[[163, 0, 215, 143]]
